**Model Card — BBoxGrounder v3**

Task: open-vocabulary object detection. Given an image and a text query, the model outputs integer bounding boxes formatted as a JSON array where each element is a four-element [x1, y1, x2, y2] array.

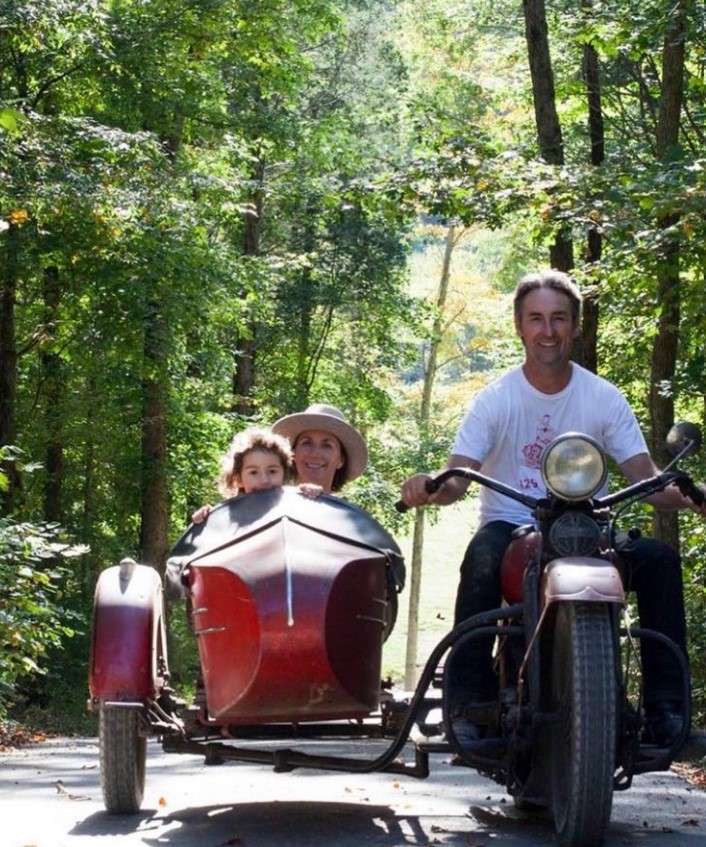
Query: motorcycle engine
[[548, 511, 602, 557]]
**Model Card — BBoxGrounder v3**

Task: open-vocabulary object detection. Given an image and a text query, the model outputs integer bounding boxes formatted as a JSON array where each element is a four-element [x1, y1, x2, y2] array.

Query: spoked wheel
[[550, 602, 616, 847], [99, 707, 147, 814]]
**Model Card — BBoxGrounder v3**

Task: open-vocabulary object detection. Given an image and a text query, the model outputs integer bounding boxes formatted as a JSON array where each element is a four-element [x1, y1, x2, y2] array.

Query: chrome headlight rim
[[541, 433, 608, 501]]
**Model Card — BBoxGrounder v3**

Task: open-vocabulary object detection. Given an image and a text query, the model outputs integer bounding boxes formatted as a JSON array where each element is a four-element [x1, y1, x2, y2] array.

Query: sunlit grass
[[382, 496, 479, 685]]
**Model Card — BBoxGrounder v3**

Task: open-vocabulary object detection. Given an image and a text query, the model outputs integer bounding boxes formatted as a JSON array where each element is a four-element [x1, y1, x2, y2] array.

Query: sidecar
[[89, 487, 435, 815]]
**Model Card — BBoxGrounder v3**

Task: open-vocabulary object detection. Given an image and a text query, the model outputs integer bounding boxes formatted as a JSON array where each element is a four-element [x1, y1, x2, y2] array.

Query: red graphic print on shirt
[[520, 415, 554, 489]]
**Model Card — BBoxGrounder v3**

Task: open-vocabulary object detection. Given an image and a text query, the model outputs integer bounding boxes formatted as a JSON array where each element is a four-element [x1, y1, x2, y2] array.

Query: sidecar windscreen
[[165, 488, 405, 723], [166, 487, 405, 600]]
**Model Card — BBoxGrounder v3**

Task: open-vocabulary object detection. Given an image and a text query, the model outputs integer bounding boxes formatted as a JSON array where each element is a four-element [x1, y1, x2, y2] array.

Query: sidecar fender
[[89, 559, 167, 703], [541, 557, 625, 607]]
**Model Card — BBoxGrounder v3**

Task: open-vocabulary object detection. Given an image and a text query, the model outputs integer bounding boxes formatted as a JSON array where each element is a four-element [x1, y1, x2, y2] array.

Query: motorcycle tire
[[549, 601, 616, 847]]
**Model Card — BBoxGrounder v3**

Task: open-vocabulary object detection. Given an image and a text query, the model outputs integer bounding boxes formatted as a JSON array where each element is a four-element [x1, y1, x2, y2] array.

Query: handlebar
[[596, 470, 704, 509], [395, 477, 439, 513], [394, 467, 540, 514], [396, 467, 704, 513], [675, 475, 705, 508]]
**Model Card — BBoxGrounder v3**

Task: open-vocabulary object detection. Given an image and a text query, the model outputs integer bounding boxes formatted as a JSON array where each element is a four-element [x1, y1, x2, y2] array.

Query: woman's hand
[[191, 504, 213, 524], [298, 483, 324, 499]]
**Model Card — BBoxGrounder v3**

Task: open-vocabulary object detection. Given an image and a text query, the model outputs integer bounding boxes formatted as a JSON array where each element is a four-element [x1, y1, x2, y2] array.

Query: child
[[191, 427, 321, 523]]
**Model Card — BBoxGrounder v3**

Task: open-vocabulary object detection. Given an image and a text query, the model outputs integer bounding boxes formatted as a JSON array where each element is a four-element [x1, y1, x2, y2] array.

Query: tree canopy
[[2, 0, 706, 721]]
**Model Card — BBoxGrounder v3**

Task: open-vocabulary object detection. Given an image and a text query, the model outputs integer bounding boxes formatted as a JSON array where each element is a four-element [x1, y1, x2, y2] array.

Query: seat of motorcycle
[[165, 487, 405, 599]]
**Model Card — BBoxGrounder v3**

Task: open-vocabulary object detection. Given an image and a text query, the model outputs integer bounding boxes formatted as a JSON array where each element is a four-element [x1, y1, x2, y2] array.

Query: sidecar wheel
[[99, 707, 146, 814], [550, 602, 616, 847]]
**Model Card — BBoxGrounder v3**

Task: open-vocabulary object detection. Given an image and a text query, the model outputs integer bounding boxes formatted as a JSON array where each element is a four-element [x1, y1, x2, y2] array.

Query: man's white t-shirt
[[452, 363, 648, 527]]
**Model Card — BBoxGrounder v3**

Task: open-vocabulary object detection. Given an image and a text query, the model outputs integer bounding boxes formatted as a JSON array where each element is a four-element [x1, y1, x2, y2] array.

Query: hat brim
[[272, 413, 368, 484]]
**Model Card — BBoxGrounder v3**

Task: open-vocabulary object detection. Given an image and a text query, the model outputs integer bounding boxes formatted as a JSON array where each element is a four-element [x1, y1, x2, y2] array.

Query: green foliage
[[682, 517, 706, 725], [0, 509, 87, 718], [3, 0, 706, 728]]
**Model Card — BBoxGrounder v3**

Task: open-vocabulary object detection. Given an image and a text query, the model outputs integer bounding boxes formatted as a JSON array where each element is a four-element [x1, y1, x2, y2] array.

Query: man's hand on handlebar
[[688, 482, 706, 516], [397, 459, 477, 512], [400, 473, 439, 509]]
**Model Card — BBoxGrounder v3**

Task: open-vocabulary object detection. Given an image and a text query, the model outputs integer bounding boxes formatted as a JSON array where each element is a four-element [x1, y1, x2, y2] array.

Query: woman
[[191, 404, 367, 523], [272, 403, 368, 494]]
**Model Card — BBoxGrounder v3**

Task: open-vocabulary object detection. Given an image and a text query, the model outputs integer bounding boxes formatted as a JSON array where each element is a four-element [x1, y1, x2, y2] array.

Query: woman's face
[[292, 429, 345, 493]]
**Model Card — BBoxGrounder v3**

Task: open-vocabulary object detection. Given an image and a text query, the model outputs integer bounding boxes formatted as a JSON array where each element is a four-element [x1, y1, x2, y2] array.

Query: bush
[[0, 517, 87, 719]]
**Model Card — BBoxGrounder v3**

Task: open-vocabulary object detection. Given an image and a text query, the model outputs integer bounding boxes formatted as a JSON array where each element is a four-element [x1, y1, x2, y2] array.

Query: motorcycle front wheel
[[549, 602, 616, 847]]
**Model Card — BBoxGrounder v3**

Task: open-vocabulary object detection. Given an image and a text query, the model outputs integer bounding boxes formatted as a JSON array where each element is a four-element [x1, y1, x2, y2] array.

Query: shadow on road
[[68, 794, 563, 847], [71, 799, 471, 846]]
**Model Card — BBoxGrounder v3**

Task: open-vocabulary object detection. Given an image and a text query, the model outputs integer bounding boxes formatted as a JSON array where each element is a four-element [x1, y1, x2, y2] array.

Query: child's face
[[236, 449, 286, 493]]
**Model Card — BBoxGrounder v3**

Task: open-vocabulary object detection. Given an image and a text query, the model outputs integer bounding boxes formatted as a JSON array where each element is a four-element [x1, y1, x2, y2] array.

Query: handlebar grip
[[394, 476, 443, 513], [425, 477, 441, 494], [675, 475, 705, 508], [685, 482, 705, 508]]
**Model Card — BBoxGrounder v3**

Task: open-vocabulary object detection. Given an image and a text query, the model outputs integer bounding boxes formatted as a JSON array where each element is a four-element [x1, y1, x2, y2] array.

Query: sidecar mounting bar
[[162, 605, 523, 777], [163, 735, 433, 776]]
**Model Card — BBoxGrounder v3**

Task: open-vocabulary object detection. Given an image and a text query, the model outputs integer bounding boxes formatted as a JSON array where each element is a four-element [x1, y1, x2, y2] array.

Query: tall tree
[[649, 0, 687, 550], [41, 265, 64, 523], [404, 224, 456, 689], [0, 220, 21, 513], [576, 0, 604, 374], [522, 0, 574, 271]]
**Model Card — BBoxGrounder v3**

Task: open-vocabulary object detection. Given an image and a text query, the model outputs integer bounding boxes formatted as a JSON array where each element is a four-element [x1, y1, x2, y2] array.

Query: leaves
[[0, 108, 23, 133], [0, 516, 84, 718]]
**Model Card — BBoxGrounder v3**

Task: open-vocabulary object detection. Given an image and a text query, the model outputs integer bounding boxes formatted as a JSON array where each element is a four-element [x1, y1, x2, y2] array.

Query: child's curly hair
[[218, 428, 294, 497]]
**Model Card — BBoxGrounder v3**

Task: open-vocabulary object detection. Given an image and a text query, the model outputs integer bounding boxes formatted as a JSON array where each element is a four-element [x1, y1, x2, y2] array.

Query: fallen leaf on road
[[54, 779, 91, 801]]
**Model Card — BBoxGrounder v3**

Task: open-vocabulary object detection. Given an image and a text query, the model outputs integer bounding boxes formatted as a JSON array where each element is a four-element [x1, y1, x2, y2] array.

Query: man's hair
[[513, 270, 582, 325]]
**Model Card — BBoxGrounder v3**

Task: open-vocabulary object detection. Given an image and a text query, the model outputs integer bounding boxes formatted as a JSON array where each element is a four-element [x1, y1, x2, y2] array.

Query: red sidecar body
[[167, 488, 405, 724], [90, 487, 405, 731]]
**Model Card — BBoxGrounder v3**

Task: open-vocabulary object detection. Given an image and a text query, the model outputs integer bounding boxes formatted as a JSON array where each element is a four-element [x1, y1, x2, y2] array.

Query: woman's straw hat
[[272, 404, 368, 484]]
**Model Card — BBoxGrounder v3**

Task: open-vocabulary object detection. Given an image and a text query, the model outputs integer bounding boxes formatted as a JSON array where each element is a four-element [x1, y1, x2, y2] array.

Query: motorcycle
[[400, 420, 704, 847], [88, 421, 703, 847]]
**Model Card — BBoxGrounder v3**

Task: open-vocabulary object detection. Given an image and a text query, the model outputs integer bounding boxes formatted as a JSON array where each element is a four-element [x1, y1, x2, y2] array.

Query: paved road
[[2, 736, 706, 847]]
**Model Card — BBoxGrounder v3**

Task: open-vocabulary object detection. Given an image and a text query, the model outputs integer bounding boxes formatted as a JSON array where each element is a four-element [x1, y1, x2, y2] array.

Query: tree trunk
[[405, 517, 425, 689], [233, 155, 265, 416], [405, 225, 455, 689], [522, 0, 574, 271], [42, 265, 64, 524], [136, 103, 185, 568], [649, 2, 686, 551], [650, 249, 680, 550], [81, 387, 99, 601], [0, 222, 21, 514], [139, 298, 170, 575], [576, 27, 604, 374], [294, 266, 313, 409], [292, 208, 321, 409]]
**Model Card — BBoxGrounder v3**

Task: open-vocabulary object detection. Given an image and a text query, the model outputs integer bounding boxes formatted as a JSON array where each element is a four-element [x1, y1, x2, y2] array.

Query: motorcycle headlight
[[541, 433, 608, 501]]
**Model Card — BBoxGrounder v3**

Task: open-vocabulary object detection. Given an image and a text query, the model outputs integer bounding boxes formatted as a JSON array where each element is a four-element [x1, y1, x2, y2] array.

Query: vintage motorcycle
[[88, 421, 703, 847]]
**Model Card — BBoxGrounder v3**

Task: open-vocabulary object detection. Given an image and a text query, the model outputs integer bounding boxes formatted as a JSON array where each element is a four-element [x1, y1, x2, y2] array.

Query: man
[[400, 269, 706, 749]]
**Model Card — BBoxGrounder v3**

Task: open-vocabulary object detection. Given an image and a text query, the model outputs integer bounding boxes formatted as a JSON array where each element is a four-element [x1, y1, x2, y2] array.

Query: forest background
[[2, 0, 706, 731]]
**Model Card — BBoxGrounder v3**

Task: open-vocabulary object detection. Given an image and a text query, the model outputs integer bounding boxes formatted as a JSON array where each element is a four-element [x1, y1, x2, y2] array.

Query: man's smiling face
[[515, 287, 579, 370]]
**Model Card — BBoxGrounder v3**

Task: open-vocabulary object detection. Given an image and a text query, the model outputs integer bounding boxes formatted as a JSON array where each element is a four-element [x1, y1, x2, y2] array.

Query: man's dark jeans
[[447, 520, 689, 714]]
